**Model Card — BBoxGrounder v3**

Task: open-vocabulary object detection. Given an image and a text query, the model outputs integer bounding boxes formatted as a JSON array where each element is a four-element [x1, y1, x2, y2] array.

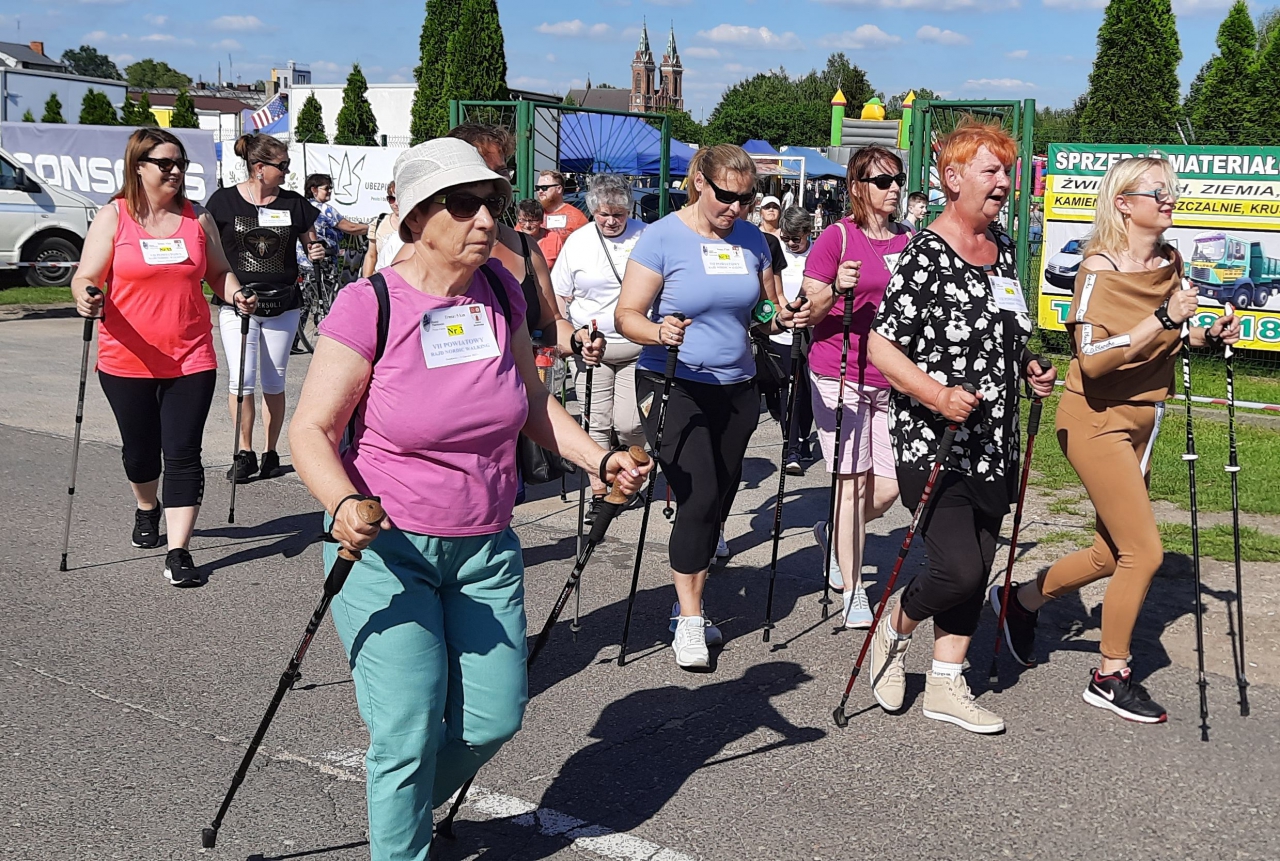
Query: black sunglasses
[[429, 192, 509, 219], [140, 156, 189, 173], [386, 194, 396, 202], [780, 234, 807, 245], [858, 173, 907, 190], [703, 173, 755, 207], [258, 159, 290, 172], [534, 183, 561, 192]]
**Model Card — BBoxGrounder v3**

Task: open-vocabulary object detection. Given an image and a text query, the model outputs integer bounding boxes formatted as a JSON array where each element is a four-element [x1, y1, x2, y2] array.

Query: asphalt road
[[2, 311, 1276, 861]]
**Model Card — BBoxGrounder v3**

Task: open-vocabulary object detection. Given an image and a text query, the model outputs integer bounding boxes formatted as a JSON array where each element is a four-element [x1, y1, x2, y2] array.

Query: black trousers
[[897, 467, 1004, 638], [637, 373, 759, 574], [98, 369, 217, 508], [762, 338, 814, 453]]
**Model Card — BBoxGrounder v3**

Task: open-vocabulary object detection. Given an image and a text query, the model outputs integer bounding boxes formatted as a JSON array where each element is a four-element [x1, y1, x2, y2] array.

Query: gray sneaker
[[869, 602, 910, 712], [922, 673, 1005, 734]]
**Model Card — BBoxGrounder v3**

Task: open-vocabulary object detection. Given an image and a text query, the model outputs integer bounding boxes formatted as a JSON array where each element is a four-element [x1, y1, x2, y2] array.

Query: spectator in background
[[515, 199, 546, 242], [299, 172, 368, 269], [362, 180, 405, 277], [534, 169, 589, 272], [765, 206, 816, 475], [905, 191, 928, 231], [759, 195, 782, 236]]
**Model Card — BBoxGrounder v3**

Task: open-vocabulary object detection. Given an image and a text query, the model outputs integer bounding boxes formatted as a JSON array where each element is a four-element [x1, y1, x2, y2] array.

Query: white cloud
[[817, 25, 902, 49], [115, 53, 135, 64], [212, 39, 241, 51], [814, 0, 1019, 9], [139, 33, 193, 45], [511, 75, 553, 89], [723, 63, 752, 73], [535, 20, 614, 38], [309, 60, 344, 74], [211, 15, 272, 32], [697, 24, 803, 50], [545, 53, 556, 63], [916, 25, 970, 45], [1041, 0, 1104, 7], [964, 77, 1036, 90], [143, 14, 167, 26], [685, 46, 722, 59], [1006, 48, 1029, 59]]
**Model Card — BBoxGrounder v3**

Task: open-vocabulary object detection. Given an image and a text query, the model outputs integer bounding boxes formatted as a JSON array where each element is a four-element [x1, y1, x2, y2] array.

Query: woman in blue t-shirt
[[616, 144, 811, 670]]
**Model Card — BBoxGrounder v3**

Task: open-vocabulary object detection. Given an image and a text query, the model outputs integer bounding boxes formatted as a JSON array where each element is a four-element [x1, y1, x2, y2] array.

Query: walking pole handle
[[236, 286, 256, 333], [83, 286, 104, 330], [1025, 354, 1049, 434], [664, 313, 687, 377], [603, 446, 651, 505]]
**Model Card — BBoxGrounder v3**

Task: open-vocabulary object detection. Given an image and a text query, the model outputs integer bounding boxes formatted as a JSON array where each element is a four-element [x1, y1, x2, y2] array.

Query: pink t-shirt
[[319, 264, 529, 537], [803, 218, 913, 389]]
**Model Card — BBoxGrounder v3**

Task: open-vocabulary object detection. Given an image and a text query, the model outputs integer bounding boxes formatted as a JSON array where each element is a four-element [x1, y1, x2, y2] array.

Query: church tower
[[659, 25, 683, 111], [631, 21, 655, 112]]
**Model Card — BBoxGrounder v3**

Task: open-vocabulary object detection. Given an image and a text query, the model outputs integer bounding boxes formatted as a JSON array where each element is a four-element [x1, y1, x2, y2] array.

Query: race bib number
[[420, 304, 501, 369], [990, 275, 1029, 314], [258, 208, 292, 227], [139, 237, 189, 265], [546, 214, 568, 230], [700, 244, 749, 275]]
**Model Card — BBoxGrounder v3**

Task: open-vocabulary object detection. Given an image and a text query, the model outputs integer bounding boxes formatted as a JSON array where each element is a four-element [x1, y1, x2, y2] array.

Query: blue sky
[[0, 0, 1258, 120]]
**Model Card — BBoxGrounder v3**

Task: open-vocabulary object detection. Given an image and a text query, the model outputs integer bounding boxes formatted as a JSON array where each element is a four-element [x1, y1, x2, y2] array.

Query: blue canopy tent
[[742, 139, 782, 156], [779, 146, 847, 179], [557, 112, 694, 176]]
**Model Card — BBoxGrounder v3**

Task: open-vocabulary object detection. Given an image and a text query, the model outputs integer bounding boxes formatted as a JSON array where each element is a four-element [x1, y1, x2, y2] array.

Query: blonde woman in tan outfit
[[990, 157, 1240, 723]]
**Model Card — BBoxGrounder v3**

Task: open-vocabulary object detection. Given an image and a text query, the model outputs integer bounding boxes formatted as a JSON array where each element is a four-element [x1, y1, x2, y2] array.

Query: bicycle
[[293, 249, 341, 354]]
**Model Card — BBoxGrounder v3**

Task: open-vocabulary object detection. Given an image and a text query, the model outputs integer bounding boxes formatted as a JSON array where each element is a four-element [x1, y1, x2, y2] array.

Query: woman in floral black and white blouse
[[865, 119, 1056, 735]]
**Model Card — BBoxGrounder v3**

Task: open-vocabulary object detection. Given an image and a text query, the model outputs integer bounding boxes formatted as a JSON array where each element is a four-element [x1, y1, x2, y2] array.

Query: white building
[[289, 82, 415, 147]]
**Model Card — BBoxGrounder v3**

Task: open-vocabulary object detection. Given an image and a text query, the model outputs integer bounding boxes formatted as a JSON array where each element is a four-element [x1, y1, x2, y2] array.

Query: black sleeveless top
[[518, 233, 540, 336]]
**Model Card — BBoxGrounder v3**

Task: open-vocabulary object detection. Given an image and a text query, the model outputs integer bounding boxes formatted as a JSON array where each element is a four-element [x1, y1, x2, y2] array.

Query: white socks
[[888, 617, 912, 641], [931, 659, 964, 679]]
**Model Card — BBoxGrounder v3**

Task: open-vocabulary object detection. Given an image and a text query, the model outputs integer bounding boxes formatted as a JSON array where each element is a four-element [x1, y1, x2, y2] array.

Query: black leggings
[[762, 338, 814, 452], [897, 468, 1004, 638], [98, 369, 217, 508], [637, 373, 759, 574]]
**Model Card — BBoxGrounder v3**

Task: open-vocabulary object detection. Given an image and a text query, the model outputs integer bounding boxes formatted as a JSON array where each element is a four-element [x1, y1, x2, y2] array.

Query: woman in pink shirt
[[72, 128, 253, 587], [289, 139, 648, 861], [801, 146, 912, 629]]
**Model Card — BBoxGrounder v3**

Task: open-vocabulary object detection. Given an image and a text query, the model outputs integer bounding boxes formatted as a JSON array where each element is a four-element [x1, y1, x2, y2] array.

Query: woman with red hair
[[865, 119, 1056, 734]]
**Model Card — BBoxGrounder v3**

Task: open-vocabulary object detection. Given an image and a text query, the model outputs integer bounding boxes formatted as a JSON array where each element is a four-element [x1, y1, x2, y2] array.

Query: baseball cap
[[760, 195, 782, 209], [394, 138, 513, 242]]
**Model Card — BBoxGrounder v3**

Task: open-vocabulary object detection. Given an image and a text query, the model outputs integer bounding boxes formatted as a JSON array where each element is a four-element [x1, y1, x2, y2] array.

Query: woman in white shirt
[[765, 206, 816, 474], [361, 180, 406, 277], [553, 173, 647, 522]]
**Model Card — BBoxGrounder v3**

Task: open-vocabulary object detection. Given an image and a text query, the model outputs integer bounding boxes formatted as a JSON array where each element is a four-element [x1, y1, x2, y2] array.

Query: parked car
[[1043, 237, 1085, 290], [0, 147, 95, 287]]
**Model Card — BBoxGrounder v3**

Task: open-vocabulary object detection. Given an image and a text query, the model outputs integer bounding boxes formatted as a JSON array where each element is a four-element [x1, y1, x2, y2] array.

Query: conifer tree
[[334, 64, 380, 146], [1079, 0, 1182, 145], [42, 93, 66, 124], [440, 0, 509, 112], [410, 0, 464, 144], [295, 92, 328, 144], [1249, 21, 1280, 146], [1193, 1, 1257, 146], [170, 88, 199, 128], [120, 92, 141, 125], [136, 91, 156, 126], [21, 109, 35, 122], [79, 88, 120, 125]]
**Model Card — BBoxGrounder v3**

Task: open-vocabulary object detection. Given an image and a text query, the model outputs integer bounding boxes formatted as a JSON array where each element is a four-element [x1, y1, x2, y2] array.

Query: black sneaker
[[989, 582, 1039, 667], [164, 548, 203, 588], [784, 449, 804, 476], [132, 506, 162, 549], [227, 450, 258, 483], [583, 495, 604, 527], [1082, 668, 1168, 723], [259, 450, 282, 479]]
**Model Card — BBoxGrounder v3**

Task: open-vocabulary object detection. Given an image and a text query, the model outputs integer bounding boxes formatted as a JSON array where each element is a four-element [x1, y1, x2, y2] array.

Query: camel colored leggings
[[1039, 389, 1165, 661]]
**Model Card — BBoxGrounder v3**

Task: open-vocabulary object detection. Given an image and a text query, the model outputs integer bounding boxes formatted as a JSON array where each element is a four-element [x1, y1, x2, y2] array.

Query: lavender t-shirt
[[803, 218, 912, 389], [319, 264, 529, 537]]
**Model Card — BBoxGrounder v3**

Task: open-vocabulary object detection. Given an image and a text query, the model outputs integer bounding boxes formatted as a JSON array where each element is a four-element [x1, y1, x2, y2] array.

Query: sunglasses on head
[[429, 192, 509, 219], [703, 173, 756, 207], [858, 173, 907, 190], [140, 156, 189, 173], [534, 183, 561, 192]]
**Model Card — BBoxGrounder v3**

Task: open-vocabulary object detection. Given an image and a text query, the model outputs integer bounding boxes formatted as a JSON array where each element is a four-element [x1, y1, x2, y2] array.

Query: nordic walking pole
[[572, 322, 604, 642], [1223, 303, 1249, 717], [1180, 280, 1210, 741], [201, 497, 385, 849], [819, 285, 856, 619], [228, 288, 255, 524], [763, 299, 809, 642], [559, 361, 570, 503], [439, 449, 650, 839], [59, 286, 102, 572], [618, 312, 686, 667], [989, 355, 1047, 686], [833, 386, 973, 728]]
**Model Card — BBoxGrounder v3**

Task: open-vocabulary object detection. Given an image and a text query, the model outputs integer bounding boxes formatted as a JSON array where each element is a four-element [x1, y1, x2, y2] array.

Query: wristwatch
[[1153, 302, 1178, 331]]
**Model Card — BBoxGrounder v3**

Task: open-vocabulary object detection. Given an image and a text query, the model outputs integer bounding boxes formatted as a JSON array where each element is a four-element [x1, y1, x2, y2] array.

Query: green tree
[[1249, 21, 1280, 146], [410, 0, 464, 144], [21, 109, 35, 122], [440, 0, 508, 121], [1183, 58, 1214, 139], [79, 88, 119, 125], [125, 58, 192, 89], [704, 58, 861, 147], [1033, 95, 1089, 154], [61, 45, 122, 80], [135, 91, 156, 126], [334, 64, 380, 146], [562, 93, 577, 106], [41, 93, 66, 124], [885, 87, 942, 120], [120, 92, 141, 125], [1079, 0, 1182, 145], [294, 92, 328, 144], [794, 53, 875, 113], [1258, 7, 1280, 50], [170, 88, 199, 128], [1192, 1, 1257, 145], [644, 105, 704, 145]]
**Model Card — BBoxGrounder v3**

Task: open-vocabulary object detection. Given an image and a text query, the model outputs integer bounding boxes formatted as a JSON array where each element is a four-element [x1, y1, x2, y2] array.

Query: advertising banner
[[221, 142, 401, 222], [1038, 143, 1280, 351], [0, 122, 217, 204]]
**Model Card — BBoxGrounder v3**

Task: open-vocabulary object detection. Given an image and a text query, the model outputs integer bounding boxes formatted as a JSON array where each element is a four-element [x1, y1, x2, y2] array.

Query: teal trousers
[[325, 526, 528, 861]]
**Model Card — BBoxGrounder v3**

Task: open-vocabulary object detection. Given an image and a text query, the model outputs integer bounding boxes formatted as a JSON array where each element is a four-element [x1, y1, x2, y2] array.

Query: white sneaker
[[842, 581, 873, 629], [813, 521, 842, 591], [672, 616, 710, 669], [715, 531, 730, 559], [670, 601, 723, 645]]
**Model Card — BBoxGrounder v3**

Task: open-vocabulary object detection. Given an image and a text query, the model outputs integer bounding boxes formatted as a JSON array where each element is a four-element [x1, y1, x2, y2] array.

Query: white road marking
[[10, 659, 694, 861]]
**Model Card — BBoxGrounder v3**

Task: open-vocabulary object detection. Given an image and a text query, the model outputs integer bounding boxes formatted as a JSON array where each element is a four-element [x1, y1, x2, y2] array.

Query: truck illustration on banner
[[1187, 231, 1280, 310]]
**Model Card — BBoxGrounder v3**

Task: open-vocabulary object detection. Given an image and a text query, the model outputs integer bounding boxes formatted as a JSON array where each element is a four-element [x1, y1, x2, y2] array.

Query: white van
[[0, 146, 95, 287]]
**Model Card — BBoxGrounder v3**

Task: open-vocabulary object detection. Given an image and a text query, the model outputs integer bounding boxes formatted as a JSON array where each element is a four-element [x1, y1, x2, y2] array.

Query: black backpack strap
[[479, 263, 513, 332], [370, 272, 390, 366]]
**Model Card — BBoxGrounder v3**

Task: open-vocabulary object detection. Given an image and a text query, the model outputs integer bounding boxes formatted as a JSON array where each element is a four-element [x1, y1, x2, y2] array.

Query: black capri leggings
[[98, 369, 217, 508], [637, 372, 759, 575], [762, 338, 814, 452], [896, 468, 1004, 638]]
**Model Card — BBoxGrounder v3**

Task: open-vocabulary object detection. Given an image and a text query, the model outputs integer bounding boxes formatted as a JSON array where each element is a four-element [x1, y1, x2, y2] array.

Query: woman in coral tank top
[[72, 129, 255, 587]]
